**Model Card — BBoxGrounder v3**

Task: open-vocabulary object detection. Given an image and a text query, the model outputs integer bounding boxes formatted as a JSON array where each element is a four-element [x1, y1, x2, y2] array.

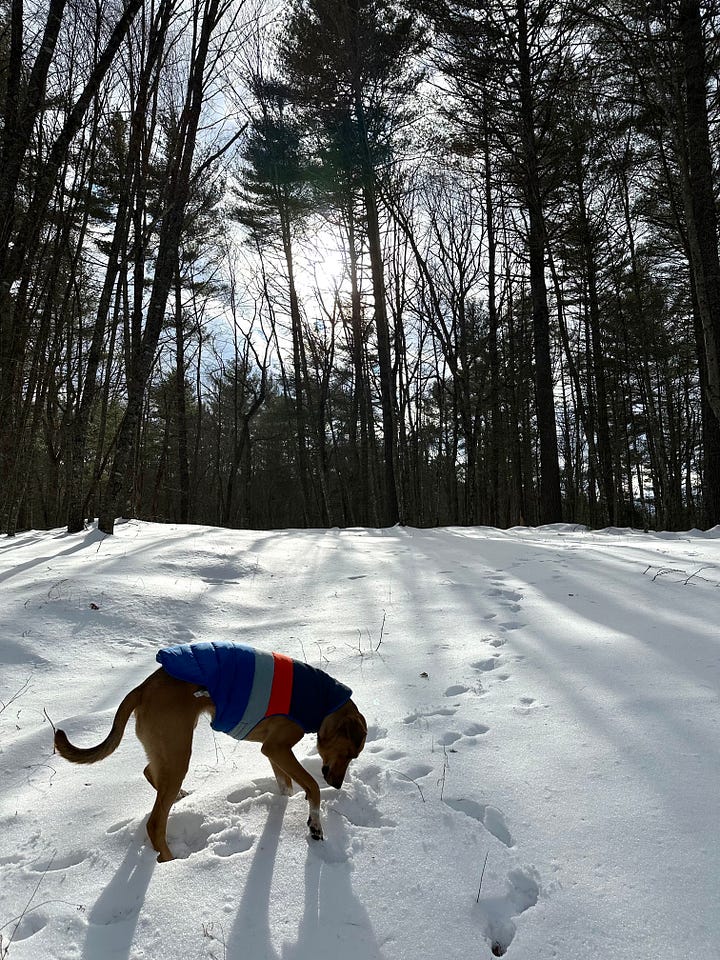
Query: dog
[[54, 641, 367, 861]]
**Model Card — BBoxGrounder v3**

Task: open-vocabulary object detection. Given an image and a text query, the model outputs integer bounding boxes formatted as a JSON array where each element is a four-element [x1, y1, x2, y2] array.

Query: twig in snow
[[374, 610, 387, 652], [201, 921, 227, 960], [476, 851, 490, 903], [0, 678, 31, 717], [651, 566, 685, 582], [394, 771, 425, 802], [43, 709, 56, 739], [437, 745, 450, 800], [683, 565, 713, 585]]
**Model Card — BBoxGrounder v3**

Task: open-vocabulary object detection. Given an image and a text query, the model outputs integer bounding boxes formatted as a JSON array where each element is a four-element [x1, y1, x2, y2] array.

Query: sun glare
[[302, 230, 349, 295]]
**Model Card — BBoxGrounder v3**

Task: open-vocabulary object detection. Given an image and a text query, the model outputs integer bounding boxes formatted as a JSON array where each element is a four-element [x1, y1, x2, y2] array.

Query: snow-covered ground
[[1, 521, 719, 960]]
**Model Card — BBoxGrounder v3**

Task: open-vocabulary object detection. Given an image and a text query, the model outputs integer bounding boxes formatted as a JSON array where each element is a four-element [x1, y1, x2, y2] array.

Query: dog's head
[[317, 703, 367, 789]]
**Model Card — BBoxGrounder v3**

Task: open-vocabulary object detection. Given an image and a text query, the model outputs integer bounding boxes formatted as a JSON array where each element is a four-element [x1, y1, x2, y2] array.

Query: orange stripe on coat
[[266, 652, 293, 716]]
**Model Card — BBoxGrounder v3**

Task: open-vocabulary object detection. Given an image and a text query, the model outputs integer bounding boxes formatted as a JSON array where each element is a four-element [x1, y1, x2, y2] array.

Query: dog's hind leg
[[144, 745, 191, 862], [144, 764, 188, 802], [269, 759, 293, 796], [135, 673, 203, 862]]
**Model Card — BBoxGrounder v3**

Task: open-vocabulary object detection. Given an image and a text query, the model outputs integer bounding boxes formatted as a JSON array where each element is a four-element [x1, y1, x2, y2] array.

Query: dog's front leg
[[261, 741, 323, 840]]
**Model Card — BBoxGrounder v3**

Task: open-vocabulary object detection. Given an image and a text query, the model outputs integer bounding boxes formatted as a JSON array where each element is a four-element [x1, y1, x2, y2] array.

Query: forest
[[1, 0, 719, 536]]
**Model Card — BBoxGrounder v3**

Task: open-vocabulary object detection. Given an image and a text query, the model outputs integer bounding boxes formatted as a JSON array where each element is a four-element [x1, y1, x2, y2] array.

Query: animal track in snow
[[165, 811, 229, 858], [331, 779, 396, 829], [0, 853, 24, 867], [210, 827, 255, 857], [403, 706, 456, 724], [437, 722, 489, 748], [30, 850, 85, 871], [227, 782, 273, 805], [443, 798, 514, 848], [472, 657, 502, 672], [402, 763, 433, 780], [9, 908, 49, 942], [444, 684, 470, 697], [437, 731, 462, 746], [166, 812, 256, 859], [464, 722, 490, 737], [514, 696, 540, 715], [365, 724, 388, 743], [476, 867, 540, 956], [487, 588, 523, 604]]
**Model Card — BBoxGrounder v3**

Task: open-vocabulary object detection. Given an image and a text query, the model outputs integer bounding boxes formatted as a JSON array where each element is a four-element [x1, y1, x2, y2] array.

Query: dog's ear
[[344, 712, 367, 753]]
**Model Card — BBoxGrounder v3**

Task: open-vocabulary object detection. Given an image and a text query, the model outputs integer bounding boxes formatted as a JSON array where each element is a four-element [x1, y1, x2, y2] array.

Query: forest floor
[[1, 520, 719, 959]]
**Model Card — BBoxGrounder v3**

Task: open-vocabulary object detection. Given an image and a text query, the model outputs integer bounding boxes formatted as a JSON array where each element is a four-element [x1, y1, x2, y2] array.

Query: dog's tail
[[54, 680, 146, 764]]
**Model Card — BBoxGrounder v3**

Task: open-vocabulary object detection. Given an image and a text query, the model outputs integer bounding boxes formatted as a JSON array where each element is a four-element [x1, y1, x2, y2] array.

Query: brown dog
[[54, 642, 367, 861]]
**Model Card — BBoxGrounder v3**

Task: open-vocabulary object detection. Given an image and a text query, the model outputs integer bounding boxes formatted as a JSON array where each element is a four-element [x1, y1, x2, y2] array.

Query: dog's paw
[[307, 815, 324, 841]]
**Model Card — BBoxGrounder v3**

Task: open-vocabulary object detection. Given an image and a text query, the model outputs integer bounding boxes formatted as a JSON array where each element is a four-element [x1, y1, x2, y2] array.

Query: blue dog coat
[[156, 641, 352, 740]]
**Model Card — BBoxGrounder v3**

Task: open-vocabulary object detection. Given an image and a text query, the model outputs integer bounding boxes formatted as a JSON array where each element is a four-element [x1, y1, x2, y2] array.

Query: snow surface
[[1, 521, 719, 960]]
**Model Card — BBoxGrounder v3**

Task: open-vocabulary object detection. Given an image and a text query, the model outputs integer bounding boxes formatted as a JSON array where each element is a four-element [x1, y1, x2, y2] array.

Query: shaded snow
[[1, 521, 719, 959]]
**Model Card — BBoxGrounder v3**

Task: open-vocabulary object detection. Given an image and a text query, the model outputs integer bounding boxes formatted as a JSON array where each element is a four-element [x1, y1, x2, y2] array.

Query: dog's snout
[[322, 764, 344, 789]]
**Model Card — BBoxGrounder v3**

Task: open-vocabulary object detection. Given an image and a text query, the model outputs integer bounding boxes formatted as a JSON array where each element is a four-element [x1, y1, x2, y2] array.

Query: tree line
[[1, 0, 719, 536]]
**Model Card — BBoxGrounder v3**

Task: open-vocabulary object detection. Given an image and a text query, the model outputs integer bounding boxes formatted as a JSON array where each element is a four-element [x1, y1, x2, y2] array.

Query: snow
[[1, 521, 719, 960]]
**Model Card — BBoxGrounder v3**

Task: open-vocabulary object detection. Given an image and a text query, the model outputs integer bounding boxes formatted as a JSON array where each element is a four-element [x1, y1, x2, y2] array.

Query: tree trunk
[[98, 0, 221, 534], [517, 0, 562, 524], [355, 93, 399, 526]]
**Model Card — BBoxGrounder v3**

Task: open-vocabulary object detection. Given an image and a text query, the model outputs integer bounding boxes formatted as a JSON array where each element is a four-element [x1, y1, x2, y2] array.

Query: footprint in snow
[[9, 909, 50, 943], [30, 849, 85, 871], [463, 722, 490, 739], [472, 657, 502, 672], [226, 777, 279, 805], [444, 684, 470, 697], [211, 827, 255, 858], [165, 811, 237, 859], [437, 731, 462, 746], [514, 697, 540, 715], [330, 779, 396, 829], [487, 588, 523, 604], [437, 722, 489, 748], [443, 798, 513, 848], [476, 867, 540, 956], [365, 724, 388, 743], [356, 762, 385, 791], [402, 706, 456, 724], [485, 637, 507, 648]]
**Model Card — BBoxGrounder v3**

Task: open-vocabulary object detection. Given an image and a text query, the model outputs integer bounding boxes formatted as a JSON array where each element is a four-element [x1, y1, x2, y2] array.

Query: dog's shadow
[[226, 803, 382, 960], [81, 829, 156, 960]]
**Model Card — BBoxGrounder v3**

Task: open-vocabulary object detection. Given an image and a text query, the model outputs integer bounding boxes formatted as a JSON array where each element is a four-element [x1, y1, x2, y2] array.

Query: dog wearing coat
[[54, 641, 367, 861]]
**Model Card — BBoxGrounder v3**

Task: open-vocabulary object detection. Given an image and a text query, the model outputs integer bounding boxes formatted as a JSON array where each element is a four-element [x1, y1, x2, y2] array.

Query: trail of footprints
[[394, 573, 542, 956]]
